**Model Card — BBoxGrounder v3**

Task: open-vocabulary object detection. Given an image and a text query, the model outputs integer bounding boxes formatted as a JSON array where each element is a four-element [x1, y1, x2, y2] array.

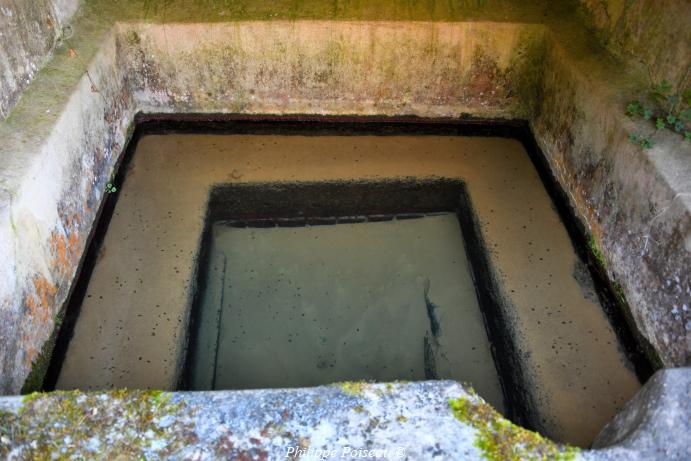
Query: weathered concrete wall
[[593, 367, 691, 457], [0, 0, 80, 119], [533, 30, 691, 367], [116, 20, 691, 369], [578, 0, 691, 85], [128, 21, 544, 119], [133, 19, 689, 371], [0, 28, 135, 393]]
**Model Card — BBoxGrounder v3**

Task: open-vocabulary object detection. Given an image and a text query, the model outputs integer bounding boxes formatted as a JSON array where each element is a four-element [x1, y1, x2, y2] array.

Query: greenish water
[[188, 213, 505, 412]]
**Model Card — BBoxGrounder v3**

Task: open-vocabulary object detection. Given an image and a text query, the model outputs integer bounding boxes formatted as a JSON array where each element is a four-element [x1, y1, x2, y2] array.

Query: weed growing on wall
[[626, 79, 691, 148]]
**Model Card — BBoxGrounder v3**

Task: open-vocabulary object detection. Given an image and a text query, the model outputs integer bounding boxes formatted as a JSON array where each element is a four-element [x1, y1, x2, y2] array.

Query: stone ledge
[[1, 370, 688, 460], [593, 367, 691, 459]]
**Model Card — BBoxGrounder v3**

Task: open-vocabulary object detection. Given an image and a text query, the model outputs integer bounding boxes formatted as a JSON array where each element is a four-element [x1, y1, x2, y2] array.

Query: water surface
[[190, 215, 505, 411]]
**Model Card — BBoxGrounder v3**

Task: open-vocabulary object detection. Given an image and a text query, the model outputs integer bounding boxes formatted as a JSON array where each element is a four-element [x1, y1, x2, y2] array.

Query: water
[[189, 215, 505, 412], [54, 133, 641, 446]]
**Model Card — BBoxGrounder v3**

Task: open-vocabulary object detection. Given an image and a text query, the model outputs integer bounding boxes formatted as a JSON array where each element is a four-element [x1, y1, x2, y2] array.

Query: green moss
[[612, 281, 627, 306], [232, 89, 249, 112], [92, 0, 569, 24], [6, 191, 17, 234], [588, 237, 607, 269], [585, 237, 663, 371], [1, 389, 196, 460], [21, 391, 44, 406], [449, 396, 579, 461], [611, 281, 664, 370]]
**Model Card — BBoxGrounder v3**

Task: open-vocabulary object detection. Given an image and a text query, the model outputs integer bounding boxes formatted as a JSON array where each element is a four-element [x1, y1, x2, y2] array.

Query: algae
[[97, 0, 566, 24], [587, 236, 607, 269]]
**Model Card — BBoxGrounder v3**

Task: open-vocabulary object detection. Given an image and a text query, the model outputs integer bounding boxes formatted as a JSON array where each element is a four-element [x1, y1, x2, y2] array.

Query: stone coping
[[1, 369, 688, 460]]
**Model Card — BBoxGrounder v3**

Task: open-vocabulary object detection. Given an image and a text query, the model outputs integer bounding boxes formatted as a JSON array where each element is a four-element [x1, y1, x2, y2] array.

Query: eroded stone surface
[[578, 0, 691, 85], [592, 368, 691, 460], [2, 370, 689, 460], [0, 381, 570, 461], [533, 34, 691, 368]]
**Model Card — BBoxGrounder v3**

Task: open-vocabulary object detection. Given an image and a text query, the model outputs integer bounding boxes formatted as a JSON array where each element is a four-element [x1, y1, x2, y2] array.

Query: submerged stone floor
[[190, 215, 503, 413], [1, 369, 689, 460]]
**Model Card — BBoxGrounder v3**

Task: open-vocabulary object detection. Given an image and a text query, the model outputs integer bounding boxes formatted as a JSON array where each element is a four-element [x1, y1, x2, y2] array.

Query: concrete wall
[[0, 0, 689, 394], [129, 21, 544, 119], [533, 31, 691, 369], [0, 0, 80, 119], [0, 27, 134, 393], [579, 0, 691, 85]]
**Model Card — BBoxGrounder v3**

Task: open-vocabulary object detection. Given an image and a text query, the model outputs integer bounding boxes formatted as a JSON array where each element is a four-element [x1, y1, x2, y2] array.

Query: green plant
[[105, 182, 117, 193], [626, 77, 691, 148]]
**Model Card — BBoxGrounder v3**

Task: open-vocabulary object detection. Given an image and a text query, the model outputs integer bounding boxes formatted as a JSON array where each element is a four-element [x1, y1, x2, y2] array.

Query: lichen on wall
[[0, 381, 584, 460], [0, 390, 195, 460], [0, 27, 136, 394]]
